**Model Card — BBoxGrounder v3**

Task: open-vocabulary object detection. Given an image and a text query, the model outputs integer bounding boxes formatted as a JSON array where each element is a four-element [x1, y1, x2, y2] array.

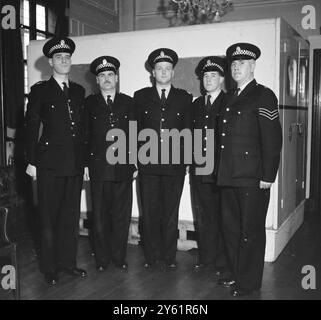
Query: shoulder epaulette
[[33, 80, 46, 86]]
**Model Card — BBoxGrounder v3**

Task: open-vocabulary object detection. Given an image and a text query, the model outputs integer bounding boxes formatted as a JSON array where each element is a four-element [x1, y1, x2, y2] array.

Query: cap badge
[[236, 46, 241, 54], [207, 59, 211, 65], [103, 59, 107, 65], [60, 40, 65, 46], [160, 51, 165, 57]]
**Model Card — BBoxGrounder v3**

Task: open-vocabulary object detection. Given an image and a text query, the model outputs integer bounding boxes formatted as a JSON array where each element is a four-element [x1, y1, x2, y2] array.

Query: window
[[20, 0, 55, 111]]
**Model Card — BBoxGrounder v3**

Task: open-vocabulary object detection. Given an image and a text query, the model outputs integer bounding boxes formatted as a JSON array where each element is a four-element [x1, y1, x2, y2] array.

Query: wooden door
[[309, 50, 321, 212]]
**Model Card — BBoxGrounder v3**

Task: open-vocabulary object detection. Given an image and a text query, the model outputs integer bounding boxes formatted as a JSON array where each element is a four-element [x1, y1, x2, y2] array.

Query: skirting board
[[79, 201, 305, 262], [265, 200, 305, 262]]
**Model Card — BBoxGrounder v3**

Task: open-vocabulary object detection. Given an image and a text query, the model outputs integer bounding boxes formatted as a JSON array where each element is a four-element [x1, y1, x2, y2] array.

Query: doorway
[[309, 49, 321, 213]]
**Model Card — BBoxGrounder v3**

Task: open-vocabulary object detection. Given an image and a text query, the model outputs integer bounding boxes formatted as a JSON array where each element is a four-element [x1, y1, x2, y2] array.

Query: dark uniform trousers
[[138, 175, 185, 263], [190, 178, 221, 265], [221, 187, 270, 289], [217, 80, 282, 290], [134, 86, 193, 264], [85, 92, 136, 267], [91, 180, 132, 266], [37, 170, 82, 272], [190, 92, 226, 267], [26, 77, 86, 274]]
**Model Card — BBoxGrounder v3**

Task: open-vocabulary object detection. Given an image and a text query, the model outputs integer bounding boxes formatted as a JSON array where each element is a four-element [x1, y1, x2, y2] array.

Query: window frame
[[21, 0, 55, 111]]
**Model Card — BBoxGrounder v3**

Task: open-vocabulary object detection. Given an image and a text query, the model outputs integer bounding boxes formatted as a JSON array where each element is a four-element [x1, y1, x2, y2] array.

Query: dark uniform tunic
[[85, 92, 136, 267], [26, 76, 86, 273], [217, 79, 282, 290], [134, 85, 193, 264], [190, 91, 226, 267]]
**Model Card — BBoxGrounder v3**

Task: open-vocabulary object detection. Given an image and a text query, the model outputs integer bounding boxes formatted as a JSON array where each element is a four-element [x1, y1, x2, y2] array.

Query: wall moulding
[[81, 0, 118, 16]]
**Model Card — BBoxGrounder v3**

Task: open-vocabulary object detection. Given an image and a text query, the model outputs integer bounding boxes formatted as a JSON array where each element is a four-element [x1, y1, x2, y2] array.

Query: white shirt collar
[[206, 90, 221, 104], [238, 78, 254, 94], [53, 76, 69, 90], [102, 91, 116, 102], [156, 85, 171, 99]]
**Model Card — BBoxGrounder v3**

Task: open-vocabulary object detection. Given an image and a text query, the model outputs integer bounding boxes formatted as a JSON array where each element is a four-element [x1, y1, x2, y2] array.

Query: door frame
[[309, 49, 321, 212], [0, 29, 6, 166]]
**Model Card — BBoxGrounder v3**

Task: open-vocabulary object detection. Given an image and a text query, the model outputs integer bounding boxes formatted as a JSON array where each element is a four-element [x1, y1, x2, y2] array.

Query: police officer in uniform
[[26, 37, 87, 285], [190, 56, 227, 272], [84, 56, 136, 272], [134, 48, 193, 269], [216, 43, 282, 296]]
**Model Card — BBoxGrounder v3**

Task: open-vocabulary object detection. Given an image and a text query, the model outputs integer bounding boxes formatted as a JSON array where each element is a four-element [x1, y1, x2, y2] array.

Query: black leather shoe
[[193, 262, 205, 270], [115, 262, 128, 271], [59, 267, 87, 278], [44, 272, 58, 285], [231, 287, 256, 297], [143, 261, 152, 268], [96, 265, 107, 272], [167, 262, 177, 270], [214, 269, 221, 276], [217, 278, 236, 288]]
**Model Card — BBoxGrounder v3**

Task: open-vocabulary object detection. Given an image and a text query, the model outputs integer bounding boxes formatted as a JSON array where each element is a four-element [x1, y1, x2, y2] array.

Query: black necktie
[[161, 89, 166, 106], [107, 95, 113, 112], [234, 88, 240, 97], [107, 95, 116, 125], [206, 95, 212, 113], [62, 82, 69, 98]]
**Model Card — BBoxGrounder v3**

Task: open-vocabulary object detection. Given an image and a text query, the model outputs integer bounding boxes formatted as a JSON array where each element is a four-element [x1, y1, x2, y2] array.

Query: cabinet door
[[278, 23, 308, 228], [296, 42, 309, 206]]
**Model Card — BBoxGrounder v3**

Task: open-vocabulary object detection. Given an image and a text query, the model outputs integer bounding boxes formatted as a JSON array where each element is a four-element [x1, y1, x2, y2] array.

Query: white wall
[[27, 18, 278, 224]]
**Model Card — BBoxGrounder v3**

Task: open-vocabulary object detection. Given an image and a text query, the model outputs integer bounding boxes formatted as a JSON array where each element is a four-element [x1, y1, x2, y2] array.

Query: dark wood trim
[[0, 30, 5, 166], [29, 0, 37, 40], [133, 0, 136, 31], [309, 49, 321, 213], [279, 105, 309, 111]]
